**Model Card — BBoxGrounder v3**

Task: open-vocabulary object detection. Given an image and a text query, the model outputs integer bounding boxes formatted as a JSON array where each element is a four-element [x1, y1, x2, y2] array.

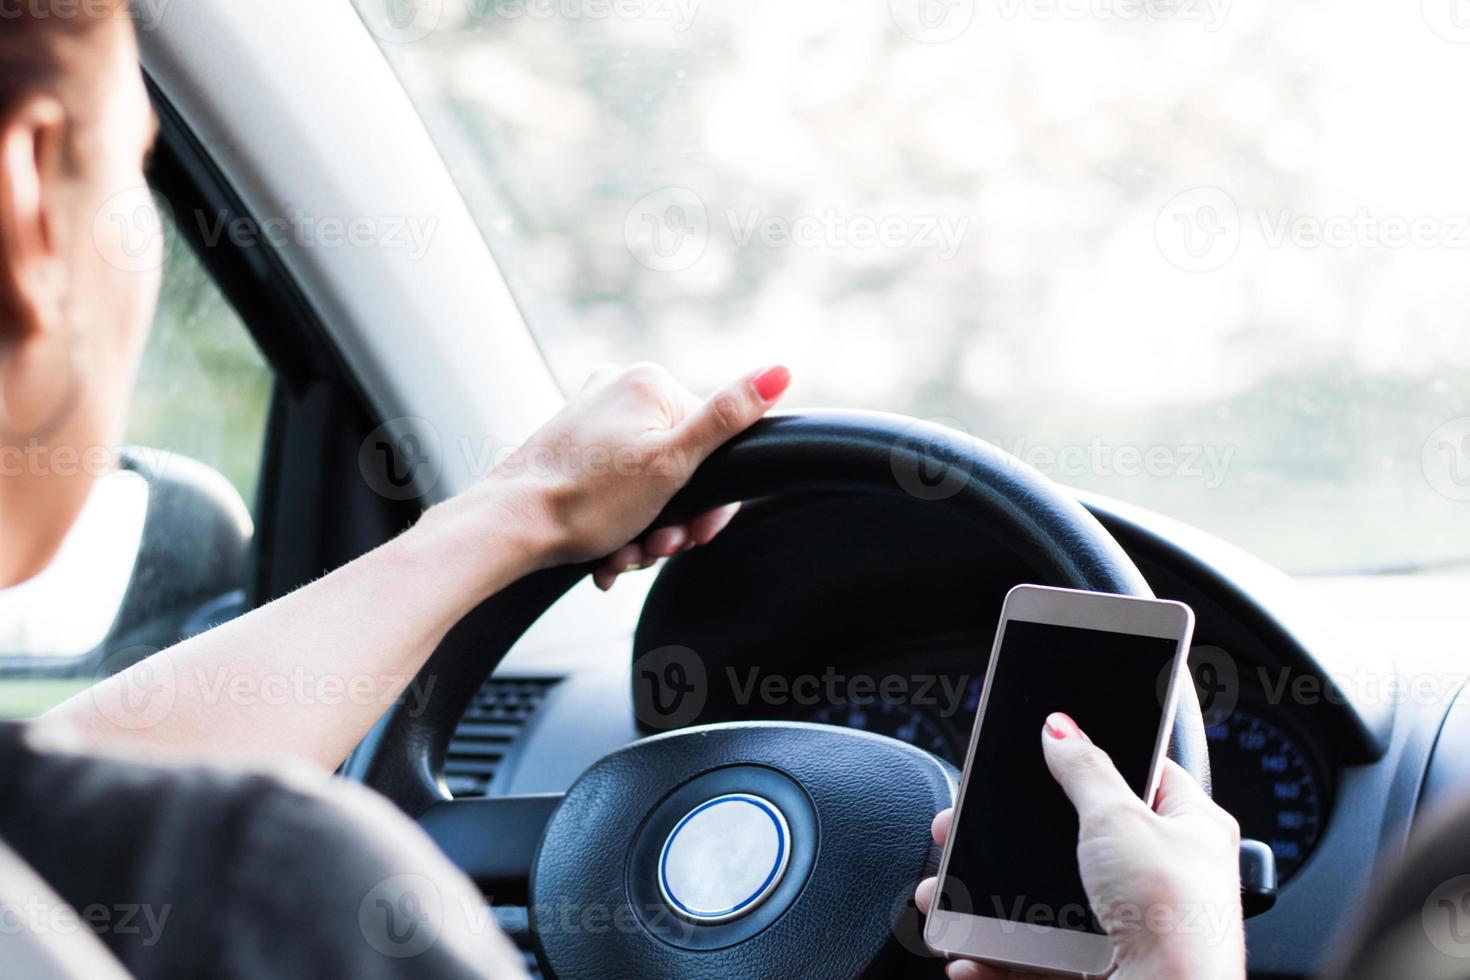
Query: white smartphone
[[924, 584, 1195, 977]]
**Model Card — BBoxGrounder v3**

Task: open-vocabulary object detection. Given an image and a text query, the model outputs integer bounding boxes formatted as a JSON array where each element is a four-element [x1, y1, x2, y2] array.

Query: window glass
[[354, 0, 1470, 575]]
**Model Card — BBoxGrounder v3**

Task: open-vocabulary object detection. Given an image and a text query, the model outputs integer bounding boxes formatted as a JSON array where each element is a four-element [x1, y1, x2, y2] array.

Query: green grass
[[0, 678, 94, 720]]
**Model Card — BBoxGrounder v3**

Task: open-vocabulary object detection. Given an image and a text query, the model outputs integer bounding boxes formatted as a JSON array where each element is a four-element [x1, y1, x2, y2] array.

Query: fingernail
[[1044, 712, 1081, 740], [659, 526, 688, 556], [751, 365, 791, 402]]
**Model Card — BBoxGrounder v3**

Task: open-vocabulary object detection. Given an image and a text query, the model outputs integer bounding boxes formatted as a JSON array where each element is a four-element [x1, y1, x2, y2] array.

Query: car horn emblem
[[658, 794, 791, 924]]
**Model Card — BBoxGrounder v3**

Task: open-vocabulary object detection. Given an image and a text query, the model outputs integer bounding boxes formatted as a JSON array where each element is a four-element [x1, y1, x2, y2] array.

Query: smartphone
[[924, 584, 1195, 977]]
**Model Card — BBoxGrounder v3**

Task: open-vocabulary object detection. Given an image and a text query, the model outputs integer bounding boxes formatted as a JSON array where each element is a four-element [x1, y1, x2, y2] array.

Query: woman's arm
[[42, 363, 792, 769]]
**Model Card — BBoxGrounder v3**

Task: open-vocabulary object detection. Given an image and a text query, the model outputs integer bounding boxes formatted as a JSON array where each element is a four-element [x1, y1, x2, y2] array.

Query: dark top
[[0, 723, 529, 979]]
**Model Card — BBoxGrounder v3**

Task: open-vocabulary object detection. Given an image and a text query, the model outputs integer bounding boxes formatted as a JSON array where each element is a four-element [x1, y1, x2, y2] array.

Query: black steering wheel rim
[[364, 409, 1209, 815]]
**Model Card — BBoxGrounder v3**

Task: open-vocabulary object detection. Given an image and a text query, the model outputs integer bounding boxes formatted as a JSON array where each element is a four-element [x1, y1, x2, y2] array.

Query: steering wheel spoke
[[417, 794, 563, 906]]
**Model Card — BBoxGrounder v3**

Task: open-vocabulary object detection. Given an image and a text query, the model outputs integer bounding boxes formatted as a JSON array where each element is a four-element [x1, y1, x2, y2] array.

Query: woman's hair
[[0, 0, 123, 147]]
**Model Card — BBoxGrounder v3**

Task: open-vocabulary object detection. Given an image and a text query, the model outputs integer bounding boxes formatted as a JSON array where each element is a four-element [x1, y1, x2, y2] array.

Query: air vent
[[443, 678, 558, 798]]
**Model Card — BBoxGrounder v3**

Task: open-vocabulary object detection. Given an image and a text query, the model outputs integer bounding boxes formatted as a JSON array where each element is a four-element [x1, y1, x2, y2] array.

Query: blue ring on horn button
[[626, 765, 818, 951]]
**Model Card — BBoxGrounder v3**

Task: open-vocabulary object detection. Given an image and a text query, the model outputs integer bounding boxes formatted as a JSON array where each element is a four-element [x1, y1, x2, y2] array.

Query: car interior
[[5, 2, 1470, 978]]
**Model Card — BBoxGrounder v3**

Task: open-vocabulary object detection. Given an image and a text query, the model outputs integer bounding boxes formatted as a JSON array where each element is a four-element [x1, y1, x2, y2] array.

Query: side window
[[0, 214, 274, 718], [126, 221, 273, 509]]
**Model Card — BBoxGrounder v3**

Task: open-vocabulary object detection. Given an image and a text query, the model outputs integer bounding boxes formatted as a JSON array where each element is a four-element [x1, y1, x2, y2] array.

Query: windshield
[[352, 0, 1470, 576]]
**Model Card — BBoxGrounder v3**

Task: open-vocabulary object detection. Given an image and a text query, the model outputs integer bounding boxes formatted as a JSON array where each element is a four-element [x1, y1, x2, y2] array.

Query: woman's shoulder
[[0, 721, 527, 979]]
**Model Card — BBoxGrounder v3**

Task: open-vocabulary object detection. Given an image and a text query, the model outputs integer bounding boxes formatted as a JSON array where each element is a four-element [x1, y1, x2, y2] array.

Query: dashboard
[[443, 489, 1465, 979], [607, 489, 1426, 978], [769, 643, 1332, 885]]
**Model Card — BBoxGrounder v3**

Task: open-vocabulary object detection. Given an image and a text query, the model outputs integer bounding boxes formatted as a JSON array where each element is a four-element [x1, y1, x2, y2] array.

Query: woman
[[1, 3, 1248, 978]]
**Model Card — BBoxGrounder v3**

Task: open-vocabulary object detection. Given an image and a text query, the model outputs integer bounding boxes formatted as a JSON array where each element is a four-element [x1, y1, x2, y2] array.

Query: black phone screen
[[937, 619, 1180, 934]]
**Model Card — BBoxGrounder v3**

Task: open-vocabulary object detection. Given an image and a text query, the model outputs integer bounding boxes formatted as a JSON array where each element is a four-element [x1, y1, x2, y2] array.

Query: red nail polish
[[751, 365, 791, 402], [1044, 712, 1080, 740]]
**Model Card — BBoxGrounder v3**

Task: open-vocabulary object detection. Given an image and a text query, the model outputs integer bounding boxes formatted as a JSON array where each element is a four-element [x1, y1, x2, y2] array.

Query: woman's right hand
[[915, 713, 1246, 980]]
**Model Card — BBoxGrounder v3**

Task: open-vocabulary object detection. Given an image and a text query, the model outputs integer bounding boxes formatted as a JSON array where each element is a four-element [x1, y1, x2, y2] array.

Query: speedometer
[[809, 701, 962, 763], [1204, 708, 1328, 882]]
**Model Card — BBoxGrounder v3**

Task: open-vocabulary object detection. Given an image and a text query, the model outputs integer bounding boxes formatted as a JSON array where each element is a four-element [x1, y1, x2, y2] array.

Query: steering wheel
[[364, 410, 1211, 979]]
